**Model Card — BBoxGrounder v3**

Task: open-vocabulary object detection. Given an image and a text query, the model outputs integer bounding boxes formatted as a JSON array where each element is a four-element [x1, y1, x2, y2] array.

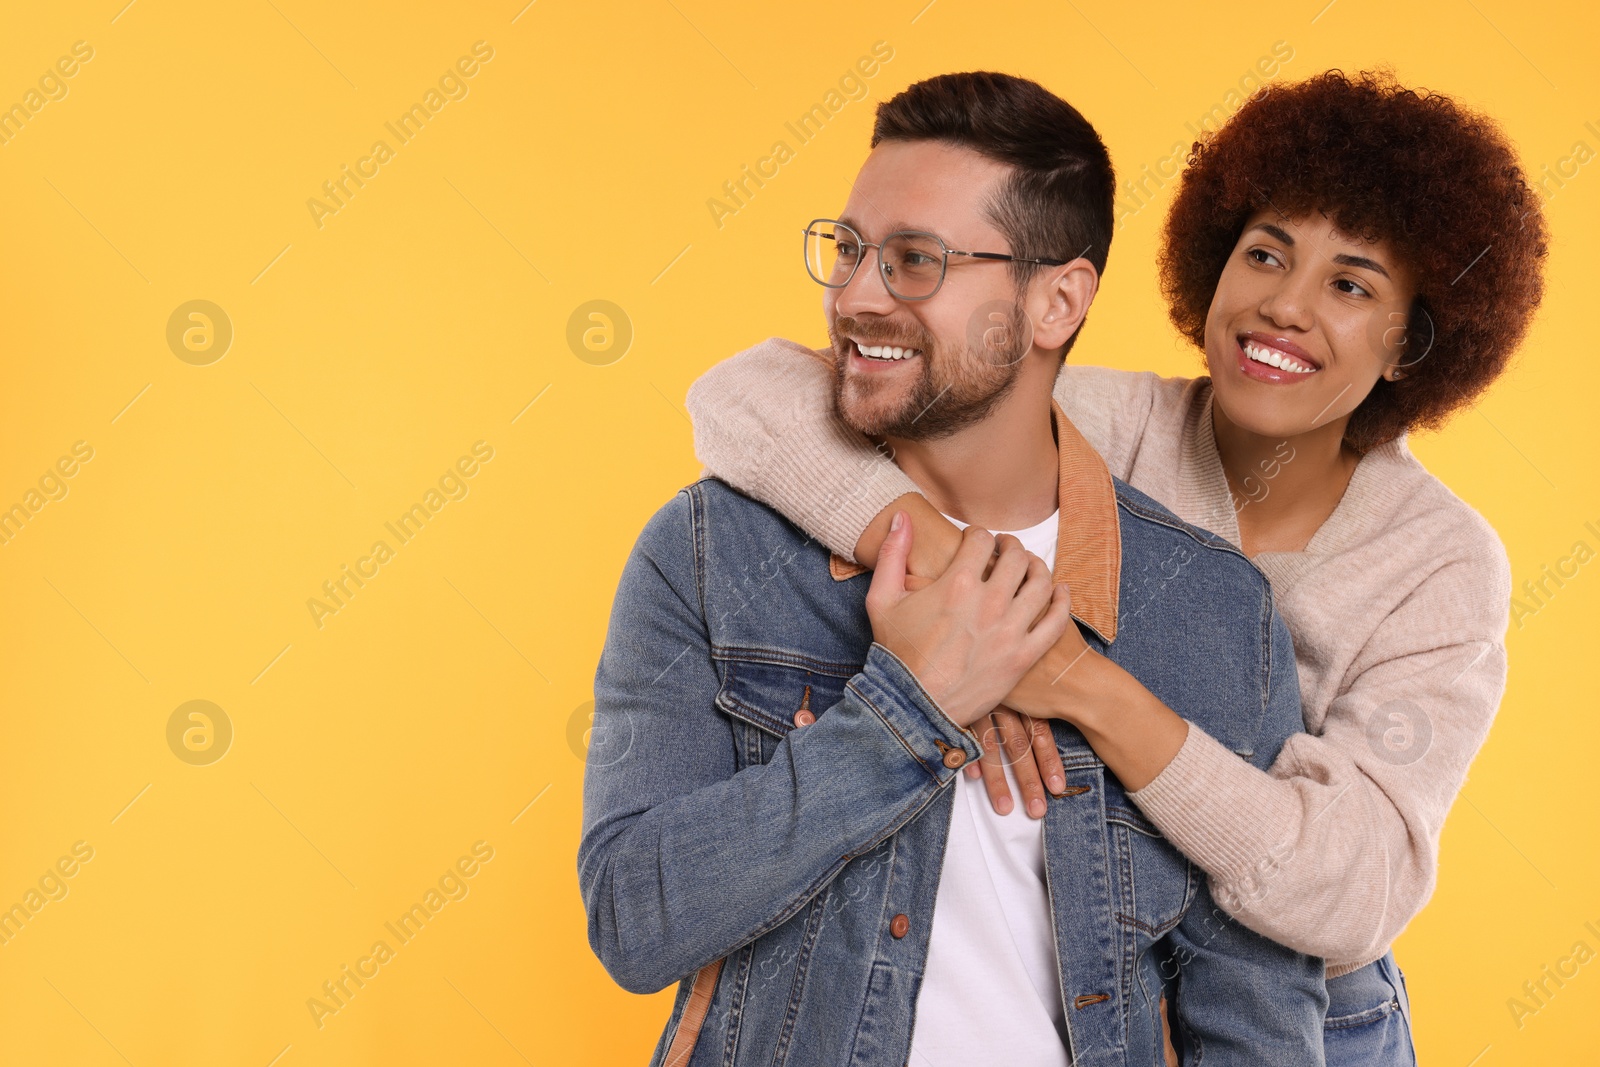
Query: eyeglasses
[[802, 218, 1069, 301]]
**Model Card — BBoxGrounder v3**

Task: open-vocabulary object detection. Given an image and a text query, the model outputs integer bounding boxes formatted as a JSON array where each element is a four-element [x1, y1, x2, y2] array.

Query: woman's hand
[[963, 707, 1067, 817]]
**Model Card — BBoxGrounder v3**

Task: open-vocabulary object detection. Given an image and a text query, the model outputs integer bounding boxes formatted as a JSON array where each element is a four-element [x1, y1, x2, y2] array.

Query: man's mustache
[[832, 318, 934, 352]]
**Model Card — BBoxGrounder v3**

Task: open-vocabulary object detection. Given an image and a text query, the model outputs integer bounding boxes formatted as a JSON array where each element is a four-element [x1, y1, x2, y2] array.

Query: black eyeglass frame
[[802, 217, 1070, 300]]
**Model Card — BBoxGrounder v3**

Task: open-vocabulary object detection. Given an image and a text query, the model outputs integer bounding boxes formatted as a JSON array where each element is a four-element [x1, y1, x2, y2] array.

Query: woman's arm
[[686, 339, 1173, 815], [1004, 534, 1513, 965], [686, 338, 1163, 570], [688, 335, 1510, 964]]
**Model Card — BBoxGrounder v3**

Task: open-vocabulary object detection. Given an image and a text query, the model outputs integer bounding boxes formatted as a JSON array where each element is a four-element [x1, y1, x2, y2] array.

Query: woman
[[684, 70, 1547, 1062]]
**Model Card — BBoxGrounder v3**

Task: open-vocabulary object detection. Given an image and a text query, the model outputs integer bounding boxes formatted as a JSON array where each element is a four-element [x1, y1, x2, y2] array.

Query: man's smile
[[846, 336, 925, 369]]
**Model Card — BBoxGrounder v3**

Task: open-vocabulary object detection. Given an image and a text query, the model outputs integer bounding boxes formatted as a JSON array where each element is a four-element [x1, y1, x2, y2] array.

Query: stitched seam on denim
[[845, 677, 941, 784], [1110, 821, 1184, 936], [717, 690, 795, 740], [1116, 467, 1281, 745], [770, 896, 830, 1067], [1132, 942, 1169, 1062], [842, 960, 890, 1067], [748, 721, 764, 770], [726, 947, 748, 1067], [1118, 902, 1138, 1049], [718, 943, 754, 1067], [1114, 485, 1281, 645], [1106, 805, 1161, 837], [1113, 488, 1250, 565], [704, 686, 938, 949], [1178, 855, 1198, 918], [849, 771, 954, 867], [1260, 590, 1273, 733], [732, 779, 933, 953], [1108, 489, 1285, 749], [1116, 819, 1139, 940], [711, 646, 860, 676], [714, 660, 849, 738], [1324, 998, 1398, 1029], [686, 484, 709, 626], [731, 854, 854, 957], [1116, 910, 1186, 937], [859, 643, 978, 752]]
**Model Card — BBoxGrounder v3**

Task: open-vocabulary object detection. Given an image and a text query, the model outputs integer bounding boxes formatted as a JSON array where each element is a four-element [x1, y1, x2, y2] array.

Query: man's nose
[[835, 249, 898, 317]]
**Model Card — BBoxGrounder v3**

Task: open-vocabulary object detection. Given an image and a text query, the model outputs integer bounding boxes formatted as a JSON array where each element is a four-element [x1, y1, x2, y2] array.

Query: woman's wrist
[[854, 492, 960, 573], [1070, 656, 1189, 790], [1008, 643, 1189, 791]]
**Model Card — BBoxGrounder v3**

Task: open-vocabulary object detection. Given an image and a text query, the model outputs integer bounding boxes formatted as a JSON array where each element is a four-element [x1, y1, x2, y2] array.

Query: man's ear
[[1030, 259, 1099, 352]]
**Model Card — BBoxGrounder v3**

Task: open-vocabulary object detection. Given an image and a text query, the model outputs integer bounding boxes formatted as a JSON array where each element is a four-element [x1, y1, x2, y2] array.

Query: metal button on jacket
[[889, 913, 910, 938], [942, 748, 966, 769]]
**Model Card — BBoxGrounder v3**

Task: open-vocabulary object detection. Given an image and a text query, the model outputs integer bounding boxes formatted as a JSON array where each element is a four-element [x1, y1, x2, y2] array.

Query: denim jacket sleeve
[[577, 487, 984, 995], [1161, 606, 1328, 1066]]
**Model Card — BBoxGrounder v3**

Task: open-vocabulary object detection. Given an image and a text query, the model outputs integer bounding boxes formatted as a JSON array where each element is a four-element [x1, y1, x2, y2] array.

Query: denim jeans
[[1324, 951, 1416, 1065]]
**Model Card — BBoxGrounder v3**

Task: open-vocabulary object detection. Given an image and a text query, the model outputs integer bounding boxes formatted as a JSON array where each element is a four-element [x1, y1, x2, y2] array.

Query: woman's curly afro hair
[[1158, 69, 1549, 453]]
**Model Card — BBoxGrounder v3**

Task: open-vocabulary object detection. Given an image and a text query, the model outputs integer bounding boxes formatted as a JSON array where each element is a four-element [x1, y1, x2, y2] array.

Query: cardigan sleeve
[[1126, 520, 1513, 971], [685, 337, 1168, 561]]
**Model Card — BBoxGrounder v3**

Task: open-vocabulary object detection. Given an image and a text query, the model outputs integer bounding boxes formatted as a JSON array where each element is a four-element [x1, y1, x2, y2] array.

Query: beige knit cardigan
[[684, 336, 1514, 979]]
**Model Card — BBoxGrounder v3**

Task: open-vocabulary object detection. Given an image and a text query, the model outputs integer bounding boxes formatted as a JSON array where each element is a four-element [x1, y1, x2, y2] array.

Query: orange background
[[0, 1, 1595, 1063]]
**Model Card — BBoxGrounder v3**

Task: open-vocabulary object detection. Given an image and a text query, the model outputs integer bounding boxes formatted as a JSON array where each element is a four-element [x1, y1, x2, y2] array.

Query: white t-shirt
[[907, 507, 1071, 1066]]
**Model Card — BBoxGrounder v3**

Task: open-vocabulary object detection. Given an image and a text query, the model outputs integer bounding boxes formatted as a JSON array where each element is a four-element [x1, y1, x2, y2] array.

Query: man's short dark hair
[[871, 71, 1116, 358]]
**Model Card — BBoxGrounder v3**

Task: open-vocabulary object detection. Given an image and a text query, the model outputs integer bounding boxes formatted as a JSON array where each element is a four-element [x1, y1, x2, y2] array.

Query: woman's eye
[[1334, 278, 1370, 297], [1246, 248, 1283, 268]]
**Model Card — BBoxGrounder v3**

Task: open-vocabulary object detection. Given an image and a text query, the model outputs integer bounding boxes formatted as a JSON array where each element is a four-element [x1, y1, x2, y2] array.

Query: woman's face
[[1203, 206, 1419, 441]]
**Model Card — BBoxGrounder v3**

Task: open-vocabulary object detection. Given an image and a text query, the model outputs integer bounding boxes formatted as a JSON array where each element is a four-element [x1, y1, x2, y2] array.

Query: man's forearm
[[856, 499, 1189, 791], [580, 643, 982, 995]]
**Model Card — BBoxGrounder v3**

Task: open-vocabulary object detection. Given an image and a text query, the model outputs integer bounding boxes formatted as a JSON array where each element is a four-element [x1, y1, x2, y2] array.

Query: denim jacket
[[579, 401, 1327, 1066]]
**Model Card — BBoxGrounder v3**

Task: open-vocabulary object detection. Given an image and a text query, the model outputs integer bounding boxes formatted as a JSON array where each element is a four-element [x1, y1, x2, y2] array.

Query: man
[[579, 71, 1326, 1066]]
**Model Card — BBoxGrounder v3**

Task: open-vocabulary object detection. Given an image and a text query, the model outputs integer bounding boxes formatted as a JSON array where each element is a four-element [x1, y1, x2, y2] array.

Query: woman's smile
[[1235, 331, 1322, 383]]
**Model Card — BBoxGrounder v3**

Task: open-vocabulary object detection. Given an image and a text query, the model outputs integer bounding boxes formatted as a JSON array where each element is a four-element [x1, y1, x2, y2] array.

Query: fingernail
[[996, 796, 1013, 814], [1029, 798, 1046, 818], [1048, 774, 1065, 793], [890, 510, 903, 532]]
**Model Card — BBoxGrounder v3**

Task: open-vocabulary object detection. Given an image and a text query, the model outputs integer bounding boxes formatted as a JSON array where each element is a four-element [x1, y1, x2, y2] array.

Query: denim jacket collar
[[827, 399, 1122, 643]]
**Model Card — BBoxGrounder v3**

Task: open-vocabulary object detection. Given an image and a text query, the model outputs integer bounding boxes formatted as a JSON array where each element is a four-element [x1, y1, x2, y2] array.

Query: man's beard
[[829, 298, 1032, 441]]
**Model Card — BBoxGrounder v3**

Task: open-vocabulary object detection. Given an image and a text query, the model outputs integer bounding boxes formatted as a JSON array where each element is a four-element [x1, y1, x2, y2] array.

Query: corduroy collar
[[827, 398, 1121, 643]]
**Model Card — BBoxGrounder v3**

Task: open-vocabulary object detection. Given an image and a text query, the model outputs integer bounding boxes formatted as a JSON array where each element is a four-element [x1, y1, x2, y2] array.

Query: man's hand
[[864, 511, 1073, 730]]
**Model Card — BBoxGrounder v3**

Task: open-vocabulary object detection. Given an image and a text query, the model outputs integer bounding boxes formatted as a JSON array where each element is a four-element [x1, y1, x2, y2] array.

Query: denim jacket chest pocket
[[1100, 774, 1196, 940], [713, 654, 858, 769]]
